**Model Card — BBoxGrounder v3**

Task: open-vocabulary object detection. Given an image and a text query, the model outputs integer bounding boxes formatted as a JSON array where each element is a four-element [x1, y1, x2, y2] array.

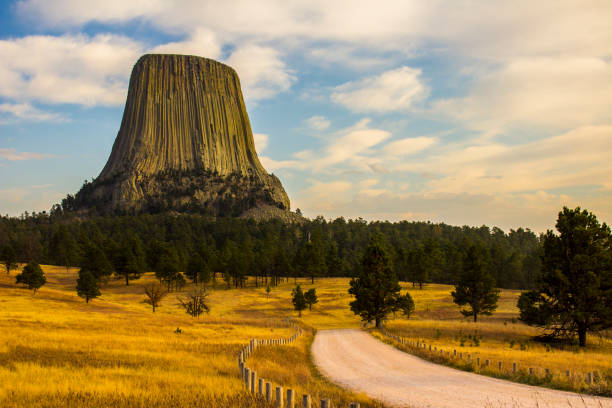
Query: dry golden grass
[[0, 268, 381, 407], [2, 268, 609, 406], [377, 283, 612, 396]]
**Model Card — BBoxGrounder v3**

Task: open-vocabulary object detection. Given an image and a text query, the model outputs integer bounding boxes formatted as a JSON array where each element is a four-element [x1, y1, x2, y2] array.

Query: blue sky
[[1, 1, 611, 232]]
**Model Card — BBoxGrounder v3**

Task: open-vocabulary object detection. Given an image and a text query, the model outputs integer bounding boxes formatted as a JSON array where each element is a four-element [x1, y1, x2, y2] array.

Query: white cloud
[[253, 133, 269, 154], [21, 1, 612, 64], [305, 115, 331, 131], [394, 126, 612, 196], [433, 57, 612, 133], [313, 119, 391, 170], [258, 119, 392, 172], [259, 156, 299, 172], [293, 180, 354, 214], [0, 32, 293, 109], [307, 45, 396, 70], [150, 28, 222, 60], [0, 34, 142, 106], [225, 45, 295, 102], [0, 103, 64, 123], [17, 0, 165, 26], [331, 67, 428, 113], [382, 136, 436, 157], [0, 187, 64, 216], [0, 148, 55, 161]]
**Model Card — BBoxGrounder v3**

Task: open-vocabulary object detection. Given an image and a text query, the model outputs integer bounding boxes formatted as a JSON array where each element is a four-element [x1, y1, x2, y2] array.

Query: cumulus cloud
[[18, 1, 612, 60], [392, 126, 612, 196], [434, 57, 612, 133], [305, 115, 331, 131], [253, 133, 269, 154], [259, 119, 391, 172], [0, 33, 142, 106], [0, 148, 55, 161], [0, 103, 64, 123], [225, 45, 295, 102], [310, 119, 391, 170], [331, 67, 428, 113], [0, 186, 64, 215], [149, 28, 222, 60], [17, 0, 165, 26], [382, 136, 436, 156], [259, 156, 299, 172]]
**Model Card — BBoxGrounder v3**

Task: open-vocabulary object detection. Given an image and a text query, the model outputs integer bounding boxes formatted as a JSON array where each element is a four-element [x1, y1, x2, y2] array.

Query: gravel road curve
[[311, 329, 611, 408]]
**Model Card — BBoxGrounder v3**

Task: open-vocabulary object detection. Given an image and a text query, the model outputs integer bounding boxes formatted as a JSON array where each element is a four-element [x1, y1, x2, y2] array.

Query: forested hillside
[[0, 212, 541, 290]]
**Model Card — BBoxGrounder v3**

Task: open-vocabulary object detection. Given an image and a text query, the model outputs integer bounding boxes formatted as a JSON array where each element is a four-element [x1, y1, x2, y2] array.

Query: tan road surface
[[312, 329, 611, 408]]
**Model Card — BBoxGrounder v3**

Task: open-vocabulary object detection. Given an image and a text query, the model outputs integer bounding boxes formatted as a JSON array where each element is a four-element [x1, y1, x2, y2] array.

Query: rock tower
[[71, 54, 290, 216]]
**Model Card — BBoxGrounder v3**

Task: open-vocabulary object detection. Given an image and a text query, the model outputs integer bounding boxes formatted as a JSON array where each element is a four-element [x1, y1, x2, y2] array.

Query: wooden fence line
[[380, 328, 600, 387], [238, 318, 362, 407]]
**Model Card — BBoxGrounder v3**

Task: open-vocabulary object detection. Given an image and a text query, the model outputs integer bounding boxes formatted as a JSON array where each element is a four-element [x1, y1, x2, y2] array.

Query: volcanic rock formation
[[70, 54, 290, 216]]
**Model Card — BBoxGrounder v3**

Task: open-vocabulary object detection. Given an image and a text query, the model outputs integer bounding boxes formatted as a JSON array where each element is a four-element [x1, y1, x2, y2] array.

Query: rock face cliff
[[71, 54, 290, 216]]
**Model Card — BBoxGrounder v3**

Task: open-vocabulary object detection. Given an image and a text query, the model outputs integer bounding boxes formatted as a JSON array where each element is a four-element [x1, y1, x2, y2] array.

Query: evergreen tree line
[[0, 213, 542, 289]]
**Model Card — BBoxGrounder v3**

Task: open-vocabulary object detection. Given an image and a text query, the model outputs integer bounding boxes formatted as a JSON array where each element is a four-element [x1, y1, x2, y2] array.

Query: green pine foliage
[[291, 285, 307, 316], [0, 211, 544, 291], [1, 244, 18, 275], [76, 269, 101, 303], [349, 237, 415, 328], [80, 243, 113, 281], [518, 207, 612, 346], [304, 288, 318, 310], [451, 244, 501, 322], [15, 262, 46, 294]]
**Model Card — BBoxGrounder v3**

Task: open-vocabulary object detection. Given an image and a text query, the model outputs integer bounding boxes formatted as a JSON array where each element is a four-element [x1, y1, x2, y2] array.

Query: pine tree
[[16, 262, 46, 294], [304, 288, 318, 310], [156, 244, 181, 290], [186, 253, 211, 287], [349, 237, 415, 328], [1, 245, 18, 275], [292, 285, 307, 316], [518, 207, 612, 346], [80, 243, 113, 281], [451, 245, 500, 322], [76, 269, 101, 303]]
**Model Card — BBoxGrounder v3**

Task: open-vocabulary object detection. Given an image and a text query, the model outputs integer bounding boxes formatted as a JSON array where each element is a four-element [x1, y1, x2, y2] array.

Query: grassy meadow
[[1, 267, 610, 407], [0, 267, 381, 408], [378, 284, 612, 396]]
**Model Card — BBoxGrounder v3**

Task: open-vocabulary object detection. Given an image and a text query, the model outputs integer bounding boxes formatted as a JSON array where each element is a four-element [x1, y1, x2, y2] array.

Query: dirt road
[[312, 329, 611, 408]]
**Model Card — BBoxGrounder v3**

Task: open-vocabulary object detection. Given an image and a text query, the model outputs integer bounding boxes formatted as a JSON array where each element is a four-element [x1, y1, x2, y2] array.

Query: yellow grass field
[[1, 267, 610, 406], [377, 283, 612, 396], [0, 267, 382, 408]]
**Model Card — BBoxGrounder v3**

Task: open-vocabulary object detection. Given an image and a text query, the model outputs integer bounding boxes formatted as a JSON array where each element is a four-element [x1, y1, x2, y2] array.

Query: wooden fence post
[[245, 367, 251, 389], [302, 394, 311, 408], [258, 378, 264, 395], [498, 362, 502, 371], [251, 370, 257, 393], [287, 388, 295, 408], [485, 359, 490, 367], [529, 367, 533, 375], [276, 386, 283, 408], [266, 382, 272, 402], [587, 372, 592, 384], [349, 403, 361, 408], [320, 398, 330, 408], [513, 363, 517, 373]]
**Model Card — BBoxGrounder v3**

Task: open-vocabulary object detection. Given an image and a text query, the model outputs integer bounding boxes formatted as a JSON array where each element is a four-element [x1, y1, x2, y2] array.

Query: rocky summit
[[69, 54, 290, 217]]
